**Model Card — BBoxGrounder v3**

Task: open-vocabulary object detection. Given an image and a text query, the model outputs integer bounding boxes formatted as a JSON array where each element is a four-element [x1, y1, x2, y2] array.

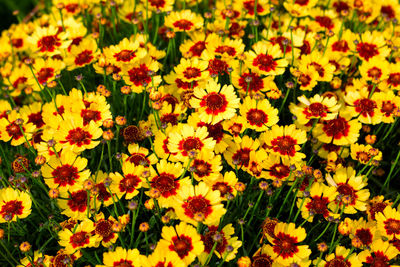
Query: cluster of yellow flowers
[[0, 0, 400, 266]]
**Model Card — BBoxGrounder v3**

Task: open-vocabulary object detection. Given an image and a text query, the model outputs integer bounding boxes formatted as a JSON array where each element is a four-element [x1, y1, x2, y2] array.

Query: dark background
[[0, 0, 34, 31]]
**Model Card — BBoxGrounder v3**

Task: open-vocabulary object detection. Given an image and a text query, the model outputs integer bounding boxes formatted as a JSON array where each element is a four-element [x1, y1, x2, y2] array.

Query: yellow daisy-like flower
[[121, 55, 161, 93], [358, 239, 399, 265], [65, 37, 99, 70], [17, 251, 51, 267], [123, 143, 158, 167], [28, 57, 66, 91], [167, 124, 216, 162], [41, 151, 90, 195], [327, 167, 370, 214], [109, 163, 145, 200], [240, 96, 279, 132], [189, 150, 222, 182], [374, 91, 400, 123], [58, 219, 101, 254], [350, 143, 382, 165], [344, 88, 382, 125], [19, 102, 45, 130], [289, 94, 340, 126], [300, 50, 336, 82], [144, 246, 185, 267], [298, 182, 338, 222], [359, 57, 390, 83], [198, 224, 242, 264], [224, 135, 260, 170], [0, 109, 36, 146], [350, 31, 390, 62], [283, 0, 318, 17], [0, 187, 32, 223], [141, 0, 175, 12], [90, 171, 116, 207], [103, 37, 143, 68], [173, 57, 209, 84], [384, 63, 400, 89], [312, 112, 362, 146], [260, 154, 296, 185], [27, 25, 71, 55], [174, 182, 226, 226], [157, 222, 204, 265], [349, 217, 380, 248], [314, 246, 362, 267], [205, 171, 238, 200], [205, 34, 245, 59], [57, 188, 99, 220], [55, 113, 102, 154], [147, 159, 191, 208], [245, 41, 288, 76], [376, 206, 400, 240], [262, 124, 307, 163], [190, 79, 240, 125], [164, 10, 204, 32], [292, 64, 319, 91], [264, 222, 311, 265]]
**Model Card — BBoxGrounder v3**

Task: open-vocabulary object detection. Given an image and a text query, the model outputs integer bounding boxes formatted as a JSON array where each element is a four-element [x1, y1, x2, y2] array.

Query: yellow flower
[[164, 10, 204, 32], [109, 163, 145, 199], [245, 41, 288, 76], [358, 239, 399, 265], [0, 110, 36, 146], [144, 246, 185, 267], [205, 171, 238, 200], [64, 37, 99, 70], [0, 187, 31, 223], [58, 219, 101, 254], [190, 79, 240, 125], [240, 96, 279, 132], [314, 246, 362, 267], [174, 182, 226, 226], [157, 222, 204, 265], [376, 206, 400, 240]]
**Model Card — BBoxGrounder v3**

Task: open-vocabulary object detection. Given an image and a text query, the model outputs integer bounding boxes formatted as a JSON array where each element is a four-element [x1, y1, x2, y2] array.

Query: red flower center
[[212, 182, 232, 196], [201, 93, 227, 115], [128, 64, 151, 86], [127, 153, 149, 166], [119, 174, 141, 193], [299, 74, 312, 86], [273, 233, 299, 259], [304, 102, 327, 118], [189, 41, 206, 57], [28, 112, 45, 128], [243, 0, 264, 15], [192, 160, 212, 177], [65, 127, 92, 147], [70, 231, 89, 248], [95, 220, 113, 237], [336, 183, 356, 205], [81, 109, 101, 126], [67, 190, 88, 212], [179, 137, 203, 155], [315, 16, 334, 29], [271, 136, 297, 157], [381, 5, 395, 19], [183, 196, 212, 219], [37, 35, 61, 52], [232, 148, 251, 167], [333, 1, 350, 13], [306, 196, 329, 216], [322, 116, 350, 139], [202, 227, 227, 253], [95, 183, 111, 202], [247, 109, 268, 127], [169, 235, 193, 258], [208, 58, 229, 76], [37, 68, 54, 85], [113, 260, 133, 267], [366, 251, 390, 267], [161, 114, 179, 126], [215, 45, 236, 56], [153, 173, 177, 197], [381, 101, 396, 115], [295, 0, 309, 6], [310, 62, 325, 78], [12, 76, 27, 89], [51, 164, 79, 187], [367, 67, 382, 79], [173, 19, 194, 31], [357, 42, 379, 61], [114, 50, 136, 62], [6, 122, 23, 140], [253, 54, 277, 72], [384, 218, 400, 235], [327, 257, 350, 267], [269, 164, 290, 179], [65, 3, 79, 13], [354, 98, 377, 117], [149, 0, 166, 8], [0, 200, 23, 219], [11, 38, 23, 48], [355, 228, 373, 246], [238, 72, 264, 92], [387, 73, 400, 87], [75, 50, 93, 66], [252, 255, 273, 267], [183, 67, 201, 79]]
